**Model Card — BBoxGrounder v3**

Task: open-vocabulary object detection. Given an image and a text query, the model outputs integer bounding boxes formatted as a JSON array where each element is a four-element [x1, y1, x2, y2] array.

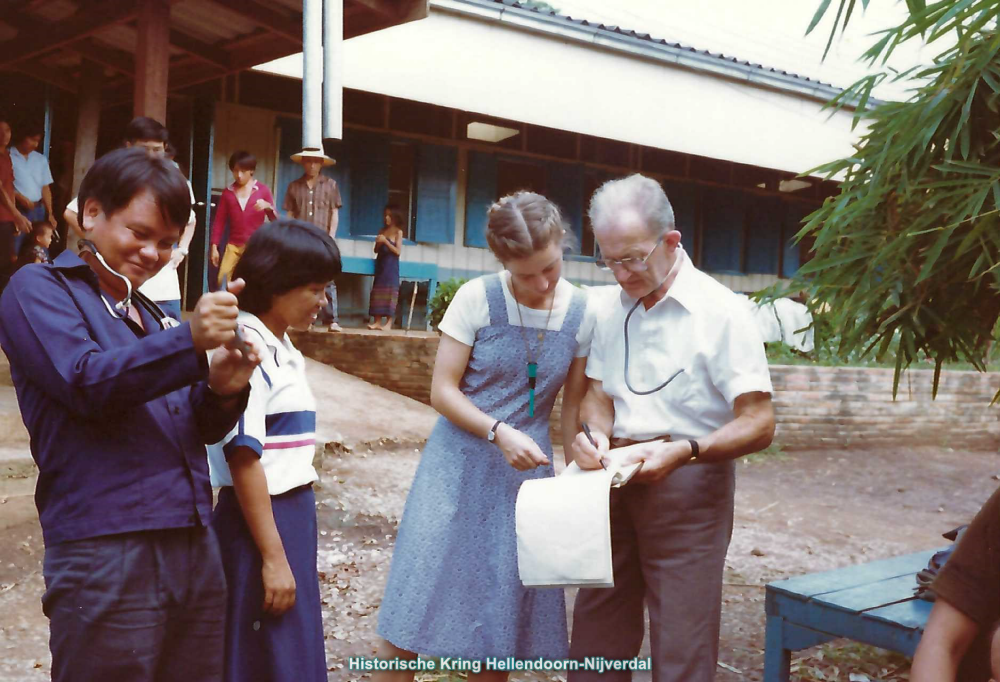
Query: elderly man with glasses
[[568, 174, 776, 682]]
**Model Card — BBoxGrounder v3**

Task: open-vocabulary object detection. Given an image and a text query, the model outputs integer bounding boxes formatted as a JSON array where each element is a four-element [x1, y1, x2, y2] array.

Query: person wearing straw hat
[[283, 147, 343, 332]]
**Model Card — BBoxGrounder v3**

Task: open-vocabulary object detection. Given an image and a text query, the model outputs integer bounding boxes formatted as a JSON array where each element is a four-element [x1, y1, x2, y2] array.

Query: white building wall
[[225, 2, 855, 304], [260, 5, 866, 178]]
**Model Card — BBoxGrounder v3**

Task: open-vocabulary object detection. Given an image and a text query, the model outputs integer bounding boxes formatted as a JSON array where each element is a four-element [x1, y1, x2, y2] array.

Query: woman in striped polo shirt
[[208, 220, 341, 682]]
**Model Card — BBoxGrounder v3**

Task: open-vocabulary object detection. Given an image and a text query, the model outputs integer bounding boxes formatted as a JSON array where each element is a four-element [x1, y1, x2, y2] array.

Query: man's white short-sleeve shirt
[[10, 148, 53, 202], [586, 248, 772, 441]]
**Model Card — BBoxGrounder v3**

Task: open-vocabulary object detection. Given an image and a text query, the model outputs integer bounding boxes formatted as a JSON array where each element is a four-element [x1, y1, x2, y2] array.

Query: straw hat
[[291, 146, 336, 166]]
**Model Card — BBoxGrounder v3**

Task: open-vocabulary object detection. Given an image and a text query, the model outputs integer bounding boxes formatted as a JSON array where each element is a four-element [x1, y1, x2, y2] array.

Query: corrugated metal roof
[[491, 0, 836, 91]]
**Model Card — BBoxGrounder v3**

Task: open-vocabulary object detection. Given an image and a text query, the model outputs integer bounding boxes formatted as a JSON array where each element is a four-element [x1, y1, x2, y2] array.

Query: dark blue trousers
[[315, 281, 339, 326], [42, 526, 227, 682]]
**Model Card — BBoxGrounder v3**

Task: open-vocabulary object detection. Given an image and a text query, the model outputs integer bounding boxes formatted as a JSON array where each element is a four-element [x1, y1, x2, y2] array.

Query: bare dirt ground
[[1, 439, 997, 682]]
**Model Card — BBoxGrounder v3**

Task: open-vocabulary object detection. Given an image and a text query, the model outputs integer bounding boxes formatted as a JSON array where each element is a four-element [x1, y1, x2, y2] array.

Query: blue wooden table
[[764, 549, 939, 681]]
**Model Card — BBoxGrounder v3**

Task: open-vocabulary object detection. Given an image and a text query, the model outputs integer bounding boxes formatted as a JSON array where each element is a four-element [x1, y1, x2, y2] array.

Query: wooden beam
[[219, 29, 277, 52], [169, 30, 232, 70], [8, 63, 77, 94], [72, 60, 103, 196], [352, 0, 428, 23], [0, 9, 34, 31], [343, 1, 428, 39], [23, 0, 64, 11], [134, 0, 170, 121], [0, 0, 137, 68], [167, 36, 299, 92], [351, 0, 404, 18], [67, 40, 136, 79], [344, 12, 397, 39], [205, 0, 301, 43]]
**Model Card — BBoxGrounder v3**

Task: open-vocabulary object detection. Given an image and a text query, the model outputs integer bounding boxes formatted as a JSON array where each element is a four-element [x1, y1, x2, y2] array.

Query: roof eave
[[433, 0, 875, 110]]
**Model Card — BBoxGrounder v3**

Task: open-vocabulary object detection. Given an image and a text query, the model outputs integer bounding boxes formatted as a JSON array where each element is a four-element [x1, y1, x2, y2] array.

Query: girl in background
[[368, 204, 404, 330]]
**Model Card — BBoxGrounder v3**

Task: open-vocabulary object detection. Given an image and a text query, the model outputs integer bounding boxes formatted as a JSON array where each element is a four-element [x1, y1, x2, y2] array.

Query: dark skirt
[[369, 244, 400, 317], [369, 285, 399, 318], [213, 484, 328, 682]]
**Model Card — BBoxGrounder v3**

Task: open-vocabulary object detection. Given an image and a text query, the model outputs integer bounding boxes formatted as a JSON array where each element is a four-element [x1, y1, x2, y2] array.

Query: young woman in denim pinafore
[[375, 192, 593, 676]]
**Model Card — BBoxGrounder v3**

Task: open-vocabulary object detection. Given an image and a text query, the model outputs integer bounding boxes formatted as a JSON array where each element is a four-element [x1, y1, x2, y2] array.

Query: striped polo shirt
[[208, 312, 319, 495]]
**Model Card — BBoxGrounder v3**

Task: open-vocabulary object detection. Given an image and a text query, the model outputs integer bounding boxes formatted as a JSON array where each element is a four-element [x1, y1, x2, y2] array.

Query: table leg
[[764, 615, 791, 682]]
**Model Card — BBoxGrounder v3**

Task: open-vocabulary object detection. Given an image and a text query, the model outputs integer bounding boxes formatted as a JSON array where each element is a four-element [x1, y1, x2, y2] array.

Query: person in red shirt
[[210, 151, 276, 287], [0, 115, 32, 290]]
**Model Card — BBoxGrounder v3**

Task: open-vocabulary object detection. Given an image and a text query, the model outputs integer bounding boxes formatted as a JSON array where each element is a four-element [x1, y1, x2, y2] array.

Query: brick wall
[[770, 365, 1000, 450], [293, 332, 1000, 451], [290, 330, 439, 406]]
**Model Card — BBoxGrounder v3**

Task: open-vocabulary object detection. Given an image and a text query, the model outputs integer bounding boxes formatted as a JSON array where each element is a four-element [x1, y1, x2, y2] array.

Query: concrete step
[[0, 387, 28, 447]]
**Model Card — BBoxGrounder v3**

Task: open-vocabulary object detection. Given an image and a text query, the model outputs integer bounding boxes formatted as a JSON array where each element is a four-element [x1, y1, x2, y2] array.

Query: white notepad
[[515, 452, 642, 589]]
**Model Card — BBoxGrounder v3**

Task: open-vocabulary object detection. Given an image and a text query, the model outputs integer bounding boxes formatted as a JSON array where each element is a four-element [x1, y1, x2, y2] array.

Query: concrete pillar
[[71, 61, 102, 197], [133, 0, 170, 123], [322, 0, 343, 142], [42, 85, 53, 158], [302, 0, 323, 147], [187, 94, 216, 303]]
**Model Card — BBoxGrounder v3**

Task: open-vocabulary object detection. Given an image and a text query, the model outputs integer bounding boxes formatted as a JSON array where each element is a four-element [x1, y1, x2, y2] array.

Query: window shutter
[[347, 130, 389, 237], [414, 143, 457, 244], [546, 161, 583, 253], [464, 151, 497, 248], [746, 195, 782, 275], [701, 187, 745, 274]]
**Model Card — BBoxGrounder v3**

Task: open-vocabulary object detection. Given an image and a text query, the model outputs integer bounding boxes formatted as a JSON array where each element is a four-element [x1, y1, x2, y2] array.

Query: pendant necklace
[[511, 275, 555, 418]]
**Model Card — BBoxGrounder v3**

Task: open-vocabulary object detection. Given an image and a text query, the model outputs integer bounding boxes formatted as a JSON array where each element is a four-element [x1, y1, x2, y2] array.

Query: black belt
[[610, 435, 671, 449]]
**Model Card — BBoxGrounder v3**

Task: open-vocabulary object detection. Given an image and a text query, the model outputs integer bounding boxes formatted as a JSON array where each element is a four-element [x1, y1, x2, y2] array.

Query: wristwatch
[[487, 420, 502, 442]]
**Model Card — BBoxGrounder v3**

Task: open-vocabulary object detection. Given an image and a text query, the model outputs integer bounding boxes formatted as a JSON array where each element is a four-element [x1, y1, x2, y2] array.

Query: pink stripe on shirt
[[263, 438, 316, 450]]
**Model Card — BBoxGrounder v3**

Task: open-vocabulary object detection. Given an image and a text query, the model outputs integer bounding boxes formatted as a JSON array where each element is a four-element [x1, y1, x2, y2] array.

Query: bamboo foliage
[[776, 0, 1000, 397]]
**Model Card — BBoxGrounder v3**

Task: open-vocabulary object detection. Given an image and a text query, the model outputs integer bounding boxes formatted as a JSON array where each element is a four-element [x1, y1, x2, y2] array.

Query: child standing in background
[[210, 150, 276, 288]]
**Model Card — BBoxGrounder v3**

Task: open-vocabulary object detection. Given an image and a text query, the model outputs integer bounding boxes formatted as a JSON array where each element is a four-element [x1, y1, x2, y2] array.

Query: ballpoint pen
[[581, 422, 607, 470]]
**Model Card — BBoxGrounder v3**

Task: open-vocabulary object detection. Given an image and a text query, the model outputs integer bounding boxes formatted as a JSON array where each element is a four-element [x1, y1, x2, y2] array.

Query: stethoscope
[[79, 240, 180, 331], [622, 251, 685, 396]]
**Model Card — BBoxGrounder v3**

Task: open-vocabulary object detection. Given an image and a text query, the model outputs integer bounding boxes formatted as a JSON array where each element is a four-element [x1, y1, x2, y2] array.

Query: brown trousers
[[569, 460, 736, 682]]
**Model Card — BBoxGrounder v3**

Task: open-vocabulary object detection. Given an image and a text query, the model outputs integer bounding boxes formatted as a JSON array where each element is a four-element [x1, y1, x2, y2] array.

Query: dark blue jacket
[[0, 251, 248, 545]]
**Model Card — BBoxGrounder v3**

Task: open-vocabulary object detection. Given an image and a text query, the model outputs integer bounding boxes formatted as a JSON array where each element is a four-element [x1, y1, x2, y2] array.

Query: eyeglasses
[[596, 237, 663, 272]]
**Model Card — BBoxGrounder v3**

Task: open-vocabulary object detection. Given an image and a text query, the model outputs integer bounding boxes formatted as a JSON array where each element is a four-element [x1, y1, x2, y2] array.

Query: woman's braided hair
[[485, 191, 570, 262]]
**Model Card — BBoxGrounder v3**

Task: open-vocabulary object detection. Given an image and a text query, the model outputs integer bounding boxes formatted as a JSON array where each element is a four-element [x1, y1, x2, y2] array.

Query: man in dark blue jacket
[[0, 147, 261, 682]]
